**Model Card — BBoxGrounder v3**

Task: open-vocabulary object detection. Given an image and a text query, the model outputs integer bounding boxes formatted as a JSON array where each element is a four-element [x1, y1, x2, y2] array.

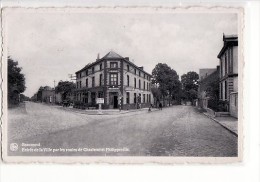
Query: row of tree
[[8, 57, 199, 107], [8, 57, 27, 107], [151, 63, 199, 106]]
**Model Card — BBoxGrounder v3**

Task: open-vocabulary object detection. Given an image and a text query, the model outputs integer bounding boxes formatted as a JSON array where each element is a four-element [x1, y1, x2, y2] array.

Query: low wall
[[229, 92, 238, 118]]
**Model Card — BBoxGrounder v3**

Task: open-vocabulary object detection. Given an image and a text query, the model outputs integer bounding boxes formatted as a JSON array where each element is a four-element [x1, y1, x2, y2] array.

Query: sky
[[4, 9, 238, 97]]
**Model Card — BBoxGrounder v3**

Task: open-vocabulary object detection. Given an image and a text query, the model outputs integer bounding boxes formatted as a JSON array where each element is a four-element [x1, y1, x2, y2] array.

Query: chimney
[[125, 57, 129, 61], [96, 53, 100, 61], [138, 66, 144, 70]]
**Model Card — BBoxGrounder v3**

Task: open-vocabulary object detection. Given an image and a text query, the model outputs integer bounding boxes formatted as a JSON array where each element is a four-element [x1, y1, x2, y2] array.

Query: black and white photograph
[[2, 7, 243, 163]]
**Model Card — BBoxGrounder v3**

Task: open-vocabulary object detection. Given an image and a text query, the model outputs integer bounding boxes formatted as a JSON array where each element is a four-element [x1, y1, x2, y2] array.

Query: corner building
[[75, 51, 154, 109], [217, 34, 238, 118]]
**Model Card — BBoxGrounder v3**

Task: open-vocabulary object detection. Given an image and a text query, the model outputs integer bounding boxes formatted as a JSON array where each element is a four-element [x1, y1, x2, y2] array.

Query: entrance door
[[113, 95, 118, 109], [91, 92, 96, 105]]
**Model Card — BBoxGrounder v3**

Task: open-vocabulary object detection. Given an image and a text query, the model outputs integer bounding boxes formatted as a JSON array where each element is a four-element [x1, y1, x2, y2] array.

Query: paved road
[[8, 102, 237, 157]]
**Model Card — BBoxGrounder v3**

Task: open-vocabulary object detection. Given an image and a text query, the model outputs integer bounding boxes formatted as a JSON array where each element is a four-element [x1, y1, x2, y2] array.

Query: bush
[[208, 99, 228, 112]]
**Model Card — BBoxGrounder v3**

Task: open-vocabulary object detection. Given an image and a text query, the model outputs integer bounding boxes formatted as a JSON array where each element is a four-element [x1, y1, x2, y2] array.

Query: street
[[8, 102, 237, 157]]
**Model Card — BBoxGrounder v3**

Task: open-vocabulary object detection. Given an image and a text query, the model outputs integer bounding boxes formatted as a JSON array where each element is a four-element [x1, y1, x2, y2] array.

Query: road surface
[[8, 102, 237, 156]]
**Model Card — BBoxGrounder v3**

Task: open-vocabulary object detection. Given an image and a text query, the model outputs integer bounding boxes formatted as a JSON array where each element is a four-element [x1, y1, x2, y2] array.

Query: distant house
[[199, 68, 216, 81], [198, 67, 219, 109], [74, 51, 154, 109], [37, 86, 55, 104], [217, 34, 238, 118]]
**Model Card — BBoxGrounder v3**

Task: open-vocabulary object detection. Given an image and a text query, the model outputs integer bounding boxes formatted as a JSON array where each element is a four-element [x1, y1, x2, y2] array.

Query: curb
[[57, 106, 159, 115], [203, 113, 238, 137]]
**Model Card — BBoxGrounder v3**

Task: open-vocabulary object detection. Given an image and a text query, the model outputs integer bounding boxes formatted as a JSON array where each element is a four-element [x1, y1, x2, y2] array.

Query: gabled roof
[[75, 50, 152, 77], [101, 51, 123, 59]]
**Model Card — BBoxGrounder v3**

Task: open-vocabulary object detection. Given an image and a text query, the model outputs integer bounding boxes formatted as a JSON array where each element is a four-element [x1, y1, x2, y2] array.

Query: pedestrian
[[159, 103, 162, 110]]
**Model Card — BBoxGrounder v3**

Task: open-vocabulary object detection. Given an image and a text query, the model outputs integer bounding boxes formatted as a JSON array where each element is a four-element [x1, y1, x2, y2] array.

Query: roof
[[75, 51, 152, 77], [101, 51, 124, 59], [217, 34, 238, 58]]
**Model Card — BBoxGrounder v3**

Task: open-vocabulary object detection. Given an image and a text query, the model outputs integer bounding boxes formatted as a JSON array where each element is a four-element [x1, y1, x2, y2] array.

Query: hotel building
[[74, 51, 153, 109]]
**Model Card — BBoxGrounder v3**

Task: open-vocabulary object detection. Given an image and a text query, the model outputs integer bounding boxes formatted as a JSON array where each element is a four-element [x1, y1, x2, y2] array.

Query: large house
[[74, 51, 153, 110], [217, 34, 238, 118]]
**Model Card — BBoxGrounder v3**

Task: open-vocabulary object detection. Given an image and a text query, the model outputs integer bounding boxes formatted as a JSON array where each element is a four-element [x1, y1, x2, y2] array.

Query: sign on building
[[96, 98, 104, 104]]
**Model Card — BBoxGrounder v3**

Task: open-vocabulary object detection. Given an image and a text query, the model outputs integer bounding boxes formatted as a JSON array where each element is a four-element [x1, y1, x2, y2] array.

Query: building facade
[[74, 51, 153, 110], [37, 86, 55, 103], [217, 34, 238, 118]]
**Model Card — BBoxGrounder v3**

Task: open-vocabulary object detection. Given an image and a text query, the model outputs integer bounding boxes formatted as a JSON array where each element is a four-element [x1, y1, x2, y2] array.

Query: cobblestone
[[8, 102, 237, 157]]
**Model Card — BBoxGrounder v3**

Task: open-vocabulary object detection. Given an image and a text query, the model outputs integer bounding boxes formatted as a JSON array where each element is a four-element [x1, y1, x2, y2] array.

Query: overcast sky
[[5, 10, 238, 97]]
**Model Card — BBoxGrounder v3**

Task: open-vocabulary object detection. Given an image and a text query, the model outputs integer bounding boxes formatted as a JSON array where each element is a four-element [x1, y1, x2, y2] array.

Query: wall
[[229, 92, 238, 118], [233, 46, 238, 74]]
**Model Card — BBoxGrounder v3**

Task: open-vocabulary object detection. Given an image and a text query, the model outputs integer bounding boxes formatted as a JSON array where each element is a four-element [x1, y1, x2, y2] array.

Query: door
[[113, 96, 118, 109]]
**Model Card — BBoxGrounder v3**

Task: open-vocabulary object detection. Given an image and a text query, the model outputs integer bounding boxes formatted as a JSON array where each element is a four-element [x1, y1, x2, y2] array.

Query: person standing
[[159, 102, 162, 110]]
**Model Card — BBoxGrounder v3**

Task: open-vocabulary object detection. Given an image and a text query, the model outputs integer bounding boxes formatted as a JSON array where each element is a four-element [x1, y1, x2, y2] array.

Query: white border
[[1, 6, 244, 164]]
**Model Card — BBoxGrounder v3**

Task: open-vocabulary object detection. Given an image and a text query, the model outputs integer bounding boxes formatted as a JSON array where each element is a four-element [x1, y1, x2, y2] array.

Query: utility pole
[[68, 74, 76, 82]]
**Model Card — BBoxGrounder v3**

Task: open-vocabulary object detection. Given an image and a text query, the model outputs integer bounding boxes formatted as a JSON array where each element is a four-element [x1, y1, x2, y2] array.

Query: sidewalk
[[203, 112, 238, 136], [56, 105, 159, 115]]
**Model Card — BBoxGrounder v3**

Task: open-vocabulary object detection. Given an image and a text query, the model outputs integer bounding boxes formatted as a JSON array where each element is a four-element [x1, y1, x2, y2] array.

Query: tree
[[152, 63, 181, 106], [151, 86, 161, 106], [8, 57, 26, 105], [181, 71, 199, 102], [55, 81, 76, 101]]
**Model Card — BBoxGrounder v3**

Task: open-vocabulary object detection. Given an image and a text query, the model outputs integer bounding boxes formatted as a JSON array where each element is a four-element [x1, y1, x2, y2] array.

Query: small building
[[217, 34, 238, 118], [37, 86, 55, 104], [199, 68, 216, 81], [74, 51, 154, 109]]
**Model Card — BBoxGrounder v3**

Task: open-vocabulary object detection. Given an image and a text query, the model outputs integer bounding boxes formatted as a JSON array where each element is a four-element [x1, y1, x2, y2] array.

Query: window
[[98, 92, 103, 98], [220, 60, 223, 77], [126, 92, 130, 104], [134, 69, 136, 75], [139, 79, 141, 89], [86, 70, 88, 76], [110, 62, 118, 68], [144, 81, 145, 90], [99, 74, 103, 86], [220, 83, 223, 100], [143, 94, 145, 103], [134, 78, 136, 88], [225, 53, 227, 75], [77, 82, 79, 89], [84, 93, 88, 103], [86, 78, 88, 88], [92, 67, 95, 74], [149, 94, 151, 103], [110, 73, 118, 86], [127, 75, 130, 86], [79, 81, 82, 88], [225, 81, 227, 100], [100, 63, 102, 70], [92, 77, 95, 87], [139, 71, 141, 77], [134, 93, 136, 104], [147, 82, 148, 91], [127, 65, 130, 71]]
